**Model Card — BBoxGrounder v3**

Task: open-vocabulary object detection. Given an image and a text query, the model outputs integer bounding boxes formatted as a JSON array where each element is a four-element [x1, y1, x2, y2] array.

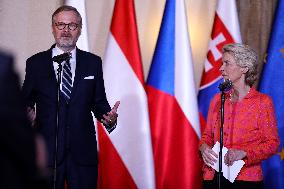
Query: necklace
[[230, 88, 250, 102]]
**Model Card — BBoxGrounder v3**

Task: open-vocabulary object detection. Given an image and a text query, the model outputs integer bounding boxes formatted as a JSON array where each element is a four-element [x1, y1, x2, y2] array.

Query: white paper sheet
[[210, 141, 245, 183]]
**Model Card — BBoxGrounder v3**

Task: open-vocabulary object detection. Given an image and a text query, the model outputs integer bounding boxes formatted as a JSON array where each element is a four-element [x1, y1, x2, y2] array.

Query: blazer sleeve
[[243, 95, 280, 166], [22, 58, 36, 109], [92, 57, 111, 121], [199, 94, 219, 148]]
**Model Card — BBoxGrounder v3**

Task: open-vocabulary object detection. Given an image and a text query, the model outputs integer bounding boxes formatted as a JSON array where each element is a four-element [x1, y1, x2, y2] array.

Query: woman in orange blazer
[[199, 43, 280, 189]]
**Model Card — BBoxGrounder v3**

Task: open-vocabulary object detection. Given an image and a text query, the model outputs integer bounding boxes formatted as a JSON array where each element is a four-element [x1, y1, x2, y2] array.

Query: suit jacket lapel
[[46, 46, 57, 85], [69, 48, 84, 102], [40, 46, 58, 99]]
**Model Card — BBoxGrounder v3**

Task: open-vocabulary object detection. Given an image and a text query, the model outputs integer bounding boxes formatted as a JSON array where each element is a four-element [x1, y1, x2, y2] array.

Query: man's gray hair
[[52, 5, 82, 27]]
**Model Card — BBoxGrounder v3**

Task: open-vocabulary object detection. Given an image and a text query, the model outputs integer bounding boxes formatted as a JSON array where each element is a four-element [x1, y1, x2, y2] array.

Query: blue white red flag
[[146, 0, 201, 188]]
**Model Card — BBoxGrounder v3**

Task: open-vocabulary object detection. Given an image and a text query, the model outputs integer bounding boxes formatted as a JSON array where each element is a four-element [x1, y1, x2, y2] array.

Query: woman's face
[[220, 52, 245, 84]]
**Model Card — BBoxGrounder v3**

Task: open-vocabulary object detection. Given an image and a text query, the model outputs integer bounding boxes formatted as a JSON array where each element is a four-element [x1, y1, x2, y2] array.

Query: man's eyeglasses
[[54, 22, 80, 31]]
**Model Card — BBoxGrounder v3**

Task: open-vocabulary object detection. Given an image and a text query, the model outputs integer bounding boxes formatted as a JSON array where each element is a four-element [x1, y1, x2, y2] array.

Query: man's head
[[52, 5, 82, 52]]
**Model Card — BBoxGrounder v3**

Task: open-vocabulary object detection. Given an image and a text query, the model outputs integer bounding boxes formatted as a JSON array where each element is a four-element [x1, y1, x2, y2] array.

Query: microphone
[[52, 52, 71, 64], [218, 79, 232, 92]]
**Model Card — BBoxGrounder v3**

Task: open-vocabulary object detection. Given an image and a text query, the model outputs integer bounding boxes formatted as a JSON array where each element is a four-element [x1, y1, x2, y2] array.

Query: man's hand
[[101, 101, 120, 127], [27, 107, 36, 127]]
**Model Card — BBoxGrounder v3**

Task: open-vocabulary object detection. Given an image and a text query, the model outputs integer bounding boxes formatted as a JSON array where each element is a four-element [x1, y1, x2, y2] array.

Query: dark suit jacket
[[22, 45, 111, 167], [0, 52, 38, 189]]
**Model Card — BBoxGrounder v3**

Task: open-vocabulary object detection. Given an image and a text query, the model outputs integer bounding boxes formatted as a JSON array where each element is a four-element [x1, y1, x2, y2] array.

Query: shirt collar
[[53, 45, 76, 60]]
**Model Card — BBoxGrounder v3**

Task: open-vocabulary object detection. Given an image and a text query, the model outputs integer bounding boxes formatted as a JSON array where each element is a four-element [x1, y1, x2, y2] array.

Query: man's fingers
[[101, 119, 107, 125], [112, 101, 120, 111], [103, 114, 109, 120], [109, 102, 119, 118], [26, 107, 36, 126]]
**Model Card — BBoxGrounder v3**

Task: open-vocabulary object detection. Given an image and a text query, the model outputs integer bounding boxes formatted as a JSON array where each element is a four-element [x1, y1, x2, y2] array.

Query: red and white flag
[[97, 0, 155, 188]]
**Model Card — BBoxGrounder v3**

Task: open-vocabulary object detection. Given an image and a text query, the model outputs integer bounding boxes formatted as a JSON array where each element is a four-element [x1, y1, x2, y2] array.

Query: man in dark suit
[[22, 5, 119, 189], [0, 52, 47, 189]]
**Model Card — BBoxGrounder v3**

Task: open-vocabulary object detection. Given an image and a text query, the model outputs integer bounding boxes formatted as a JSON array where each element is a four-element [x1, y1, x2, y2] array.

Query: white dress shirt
[[52, 46, 77, 90]]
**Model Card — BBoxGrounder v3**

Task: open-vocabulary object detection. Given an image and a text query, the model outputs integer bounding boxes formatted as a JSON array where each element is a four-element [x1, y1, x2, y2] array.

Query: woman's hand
[[199, 143, 218, 166], [224, 149, 247, 166]]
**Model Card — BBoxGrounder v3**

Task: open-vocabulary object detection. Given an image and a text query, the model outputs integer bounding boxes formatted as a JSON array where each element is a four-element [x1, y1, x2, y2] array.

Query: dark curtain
[[236, 0, 278, 86]]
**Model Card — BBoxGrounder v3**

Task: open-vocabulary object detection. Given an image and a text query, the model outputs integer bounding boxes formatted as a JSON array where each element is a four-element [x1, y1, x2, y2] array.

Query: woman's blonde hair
[[222, 43, 258, 86]]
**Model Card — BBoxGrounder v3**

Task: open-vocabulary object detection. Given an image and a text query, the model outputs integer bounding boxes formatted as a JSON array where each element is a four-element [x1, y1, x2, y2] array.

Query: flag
[[198, 0, 242, 130], [259, 0, 284, 188], [146, 0, 201, 188], [65, 0, 89, 51], [98, 0, 155, 188]]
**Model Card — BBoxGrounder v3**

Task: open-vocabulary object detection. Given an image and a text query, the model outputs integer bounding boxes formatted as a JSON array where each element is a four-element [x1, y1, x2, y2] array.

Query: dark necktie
[[61, 59, 72, 102]]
